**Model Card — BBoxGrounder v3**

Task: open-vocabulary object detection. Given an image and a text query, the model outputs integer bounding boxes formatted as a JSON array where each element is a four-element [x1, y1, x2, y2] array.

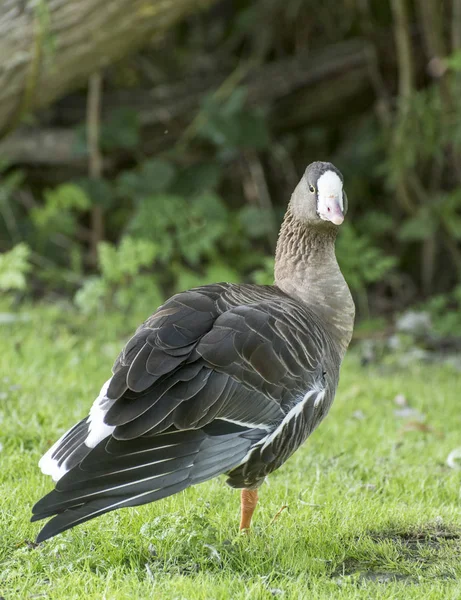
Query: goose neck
[[274, 208, 355, 355]]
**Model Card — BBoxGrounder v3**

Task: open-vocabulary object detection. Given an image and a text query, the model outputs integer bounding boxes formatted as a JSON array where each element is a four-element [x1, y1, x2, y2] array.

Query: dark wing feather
[[33, 426, 263, 542], [33, 283, 340, 541], [109, 283, 338, 446]]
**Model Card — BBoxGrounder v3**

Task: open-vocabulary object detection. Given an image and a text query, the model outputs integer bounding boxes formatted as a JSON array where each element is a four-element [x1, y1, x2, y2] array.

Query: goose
[[32, 161, 355, 542]]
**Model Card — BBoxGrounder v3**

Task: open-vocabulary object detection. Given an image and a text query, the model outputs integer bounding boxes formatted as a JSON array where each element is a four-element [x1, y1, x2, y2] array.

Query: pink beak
[[321, 196, 344, 225]]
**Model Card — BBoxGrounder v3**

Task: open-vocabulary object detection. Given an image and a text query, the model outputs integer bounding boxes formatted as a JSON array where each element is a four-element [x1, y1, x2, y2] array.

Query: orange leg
[[239, 489, 259, 531]]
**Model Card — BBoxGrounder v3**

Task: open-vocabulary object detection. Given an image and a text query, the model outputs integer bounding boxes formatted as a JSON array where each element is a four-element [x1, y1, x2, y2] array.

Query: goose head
[[290, 161, 347, 226]]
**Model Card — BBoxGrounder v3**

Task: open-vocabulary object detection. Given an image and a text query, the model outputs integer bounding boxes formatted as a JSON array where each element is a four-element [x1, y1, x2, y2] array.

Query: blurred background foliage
[[1, 0, 461, 329]]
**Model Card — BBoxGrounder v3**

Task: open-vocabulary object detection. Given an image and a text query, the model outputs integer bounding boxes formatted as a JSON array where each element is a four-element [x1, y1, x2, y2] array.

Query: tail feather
[[32, 466, 194, 521], [32, 428, 260, 542], [38, 419, 92, 482], [35, 479, 190, 543], [56, 440, 201, 492], [52, 420, 88, 463]]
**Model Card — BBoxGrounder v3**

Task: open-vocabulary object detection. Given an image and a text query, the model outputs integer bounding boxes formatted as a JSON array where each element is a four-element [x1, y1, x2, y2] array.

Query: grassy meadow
[[1, 303, 461, 599]]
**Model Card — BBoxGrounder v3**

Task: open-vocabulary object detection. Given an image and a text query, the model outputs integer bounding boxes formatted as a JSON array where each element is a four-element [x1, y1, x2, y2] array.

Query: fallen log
[[0, 39, 372, 166], [0, 0, 215, 138]]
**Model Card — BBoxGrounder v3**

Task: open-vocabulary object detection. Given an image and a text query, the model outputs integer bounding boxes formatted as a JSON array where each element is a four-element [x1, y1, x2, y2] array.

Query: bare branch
[[391, 0, 414, 101], [87, 71, 103, 264]]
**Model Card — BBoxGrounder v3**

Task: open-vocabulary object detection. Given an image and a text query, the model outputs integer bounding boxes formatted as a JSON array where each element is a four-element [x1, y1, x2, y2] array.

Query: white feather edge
[[216, 417, 271, 431], [238, 385, 326, 465], [39, 378, 116, 482], [260, 387, 326, 452]]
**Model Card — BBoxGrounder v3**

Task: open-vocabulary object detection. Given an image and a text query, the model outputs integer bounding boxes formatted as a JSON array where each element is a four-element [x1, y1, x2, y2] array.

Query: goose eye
[[309, 184, 316, 194]]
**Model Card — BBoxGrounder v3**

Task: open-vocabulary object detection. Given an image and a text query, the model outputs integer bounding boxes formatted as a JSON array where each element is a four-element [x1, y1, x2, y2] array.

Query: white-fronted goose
[[32, 161, 355, 542]]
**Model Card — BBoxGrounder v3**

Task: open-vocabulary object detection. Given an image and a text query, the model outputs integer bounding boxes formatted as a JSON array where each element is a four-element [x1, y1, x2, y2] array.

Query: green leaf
[[170, 163, 222, 197], [235, 111, 270, 149], [398, 211, 436, 242], [337, 224, 396, 292], [114, 275, 163, 312], [192, 193, 228, 223], [198, 88, 269, 150], [250, 257, 275, 286], [221, 87, 248, 117], [443, 214, 461, 240], [98, 237, 158, 283], [0, 170, 25, 207], [239, 206, 275, 239], [204, 263, 240, 284], [437, 189, 461, 240], [116, 159, 176, 200], [72, 125, 88, 156], [74, 276, 107, 314], [359, 211, 394, 237], [173, 266, 205, 293], [76, 177, 114, 209], [444, 50, 461, 72], [201, 87, 247, 119], [31, 184, 90, 234], [46, 183, 90, 211], [0, 243, 31, 291], [101, 108, 140, 151]]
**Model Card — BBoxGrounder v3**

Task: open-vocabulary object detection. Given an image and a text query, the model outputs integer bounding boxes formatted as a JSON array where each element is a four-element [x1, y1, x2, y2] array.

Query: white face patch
[[315, 170, 345, 225], [316, 170, 344, 209]]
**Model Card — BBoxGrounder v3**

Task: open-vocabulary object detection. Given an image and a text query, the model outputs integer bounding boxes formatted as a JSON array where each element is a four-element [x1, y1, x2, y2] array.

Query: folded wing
[[33, 283, 337, 541]]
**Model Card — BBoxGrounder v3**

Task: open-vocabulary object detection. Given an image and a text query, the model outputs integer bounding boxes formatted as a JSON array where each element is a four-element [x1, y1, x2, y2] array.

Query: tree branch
[[391, 0, 414, 102], [87, 71, 104, 264]]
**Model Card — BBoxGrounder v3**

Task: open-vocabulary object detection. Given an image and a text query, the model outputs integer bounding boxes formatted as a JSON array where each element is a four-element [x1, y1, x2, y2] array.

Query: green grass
[[1, 303, 461, 599]]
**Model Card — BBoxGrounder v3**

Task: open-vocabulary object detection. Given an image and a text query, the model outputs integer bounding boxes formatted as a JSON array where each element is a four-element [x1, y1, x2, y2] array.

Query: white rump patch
[[38, 378, 116, 482], [85, 378, 116, 448], [317, 170, 343, 210], [38, 428, 75, 482]]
